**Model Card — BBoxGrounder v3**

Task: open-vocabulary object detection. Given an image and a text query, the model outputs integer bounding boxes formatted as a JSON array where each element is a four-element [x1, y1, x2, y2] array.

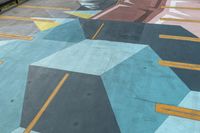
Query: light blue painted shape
[[155, 91, 200, 133], [179, 91, 200, 110], [0, 40, 26, 58], [12, 127, 39, 133], [32, 40, 147, 75], [0, 37, 75, 133], [101, 47, 190, 133], [44, 19, 85, 42], [0, 40, 15, 47], [65, 10, 101, 15]]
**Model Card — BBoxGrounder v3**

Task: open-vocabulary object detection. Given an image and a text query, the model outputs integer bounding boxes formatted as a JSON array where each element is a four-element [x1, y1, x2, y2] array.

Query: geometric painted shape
[[79, 19, 200, 91], [20, 66, 120, 133], [90, 0, 165, 22], [102, 46, 190, 104], [179, 91, 200, 110], [79, 19, 105, 40], [32, 40, 147, 75], [24, 73, 69, 133], [1, 17, 200, 133], [44, 19, 85, 43], [80, 19, 145, 42], [12, 127, 39, 133], [155, 91, 200, 133], [156, 116, 200, 133], [0, 36, 72, 133], [101, 47, 190, 133], [33, 20, 60, 31], [140, 24, 200, 91], [77, 10, 102, 15], [65, 11, 96, 19]]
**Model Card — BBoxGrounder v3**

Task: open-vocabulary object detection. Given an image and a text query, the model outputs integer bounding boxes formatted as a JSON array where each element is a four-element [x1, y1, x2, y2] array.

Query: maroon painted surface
[[92, 0, 167, 22]]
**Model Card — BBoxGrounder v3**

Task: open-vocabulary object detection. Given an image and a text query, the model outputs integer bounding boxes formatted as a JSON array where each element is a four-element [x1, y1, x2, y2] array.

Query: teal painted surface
[[32, 40, 147, 75], [155, 91, 200, 133], [113, 98, 165, 133], [0, 37, 75, 133], [44, 19, 85, 42], [101, 47, 190, 133], [12, 127, 39, 133]]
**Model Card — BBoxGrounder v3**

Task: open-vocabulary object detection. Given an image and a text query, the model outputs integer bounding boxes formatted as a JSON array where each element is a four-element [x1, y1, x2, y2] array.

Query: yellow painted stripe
[[161, 6, 200, 10], [0, 60, 4, 65], [160, 18, 200, 23], [0, 15, 31, 21], [91, 23, 105, 40], [159, 60, 200, 71], [156, 103, 200, 121], [0, 33, 33, 40], [0, 15, 56, 23], [18, 5, 70, 11], [24, 74, 69, 133], [31, 18, 56, 23], [159, 34, 200, 42]]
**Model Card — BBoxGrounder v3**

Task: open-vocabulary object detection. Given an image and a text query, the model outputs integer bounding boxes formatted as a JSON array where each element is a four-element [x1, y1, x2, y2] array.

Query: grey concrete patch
[[0, 0, 80, 37], [3, 0, 80, 18], [2, 7, 71, 18], [23, 0, 80, 8], [0, 19, 38, 36]]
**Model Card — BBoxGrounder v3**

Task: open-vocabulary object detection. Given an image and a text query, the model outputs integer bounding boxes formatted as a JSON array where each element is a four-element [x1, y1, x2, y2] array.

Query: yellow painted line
[[160, 18, 200, 23], [161, 6, 200, 10], [0, 33, 33, 40], [156, 103, 200, 121], [159, 34, 200, 42], [18, 5, 70, 11], [91, 23, 105, 40], [24, 73, 69, 133], [31, 18, 56, 23], [0, 60, 4, 65], [0, 15, 31, 21], [159, 60, 200, 71], [0, 15, 56, 23]]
